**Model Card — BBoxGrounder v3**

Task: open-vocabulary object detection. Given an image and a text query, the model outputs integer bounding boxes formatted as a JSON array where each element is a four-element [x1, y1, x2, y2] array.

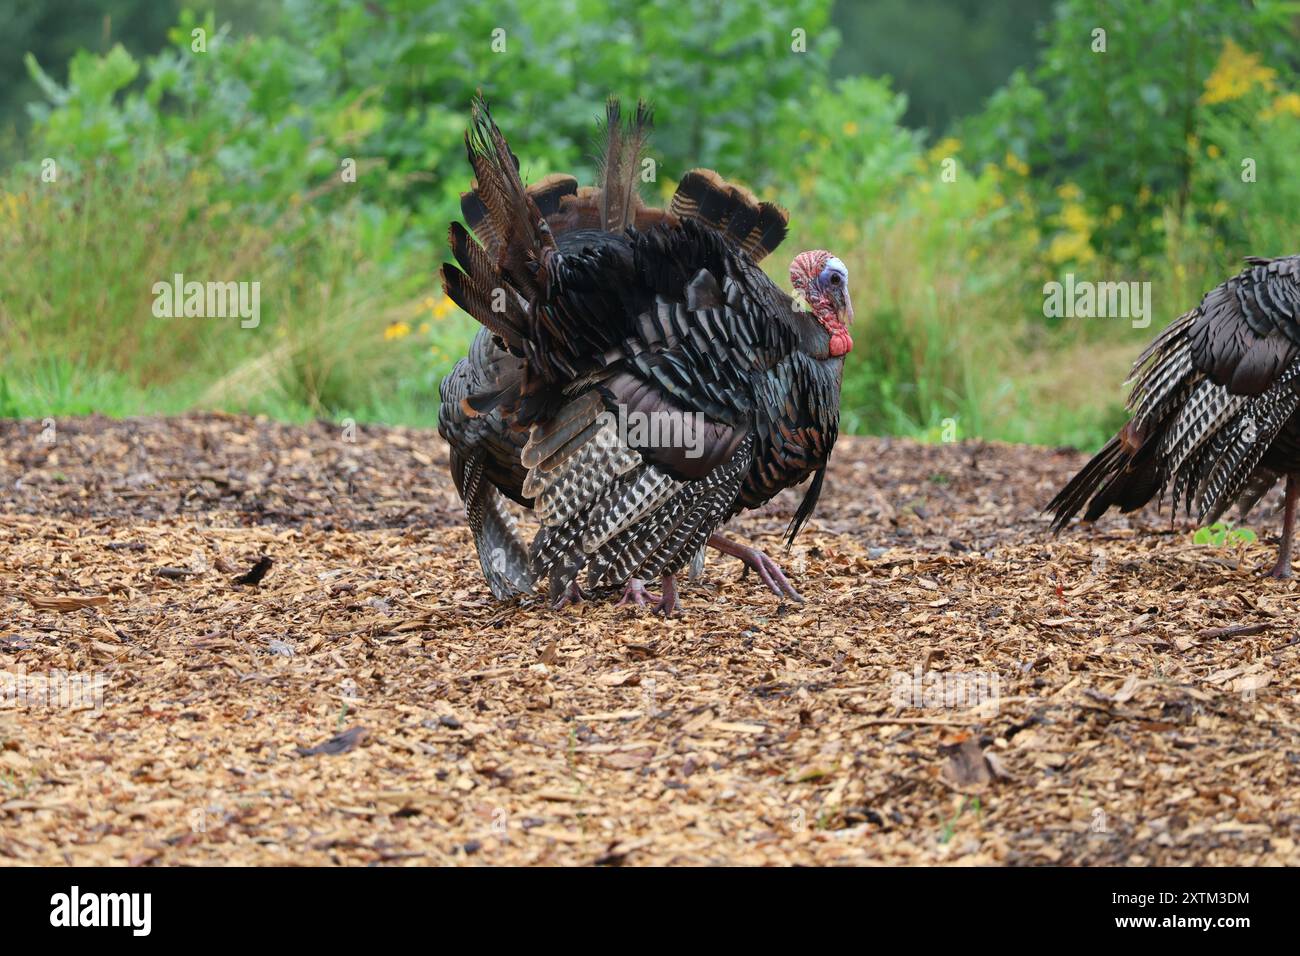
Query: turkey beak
[[840, 289, 854, 327]]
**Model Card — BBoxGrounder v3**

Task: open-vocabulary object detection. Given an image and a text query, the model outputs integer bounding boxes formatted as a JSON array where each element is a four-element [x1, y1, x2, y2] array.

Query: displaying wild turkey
[[437, 96, 852, 612], [1046, 256, 1300, 577]]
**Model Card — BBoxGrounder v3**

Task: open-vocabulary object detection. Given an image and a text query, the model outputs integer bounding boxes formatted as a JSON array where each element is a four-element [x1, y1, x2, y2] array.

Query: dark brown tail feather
[[595, 97, 653, 232], [461, 172, 578, 256], [1087, 440, 1163, 519], [785, 467, 825, 546], [439, 261, 527, 352], [463, 94, 555, 299], [460, 96, 655, 245], [447, 221, 499, 290], [1045, 436, 1123, 530], [457, 102, 784, 264], [1045, 431, 1164, 531]]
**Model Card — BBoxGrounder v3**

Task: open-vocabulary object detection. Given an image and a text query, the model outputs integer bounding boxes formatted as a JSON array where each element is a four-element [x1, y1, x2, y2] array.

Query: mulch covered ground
[[2, 413, 1298, 866]]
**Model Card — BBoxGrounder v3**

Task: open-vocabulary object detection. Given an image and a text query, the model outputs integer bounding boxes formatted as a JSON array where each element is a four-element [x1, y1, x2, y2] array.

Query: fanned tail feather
[[438, 261, 527, 353], [463, 94, 556, 299], [1044, 435, 1158, 532], [595, 97, 654, 232], [671, 169, 789, 263]]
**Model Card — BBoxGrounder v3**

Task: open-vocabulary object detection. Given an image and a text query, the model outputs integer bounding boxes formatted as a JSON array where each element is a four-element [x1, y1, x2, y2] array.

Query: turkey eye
[[829, 273, 842, 286]]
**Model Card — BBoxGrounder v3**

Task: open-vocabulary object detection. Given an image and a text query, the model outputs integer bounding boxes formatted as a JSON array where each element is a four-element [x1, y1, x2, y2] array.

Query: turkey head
[[790, 251, 854, 358]]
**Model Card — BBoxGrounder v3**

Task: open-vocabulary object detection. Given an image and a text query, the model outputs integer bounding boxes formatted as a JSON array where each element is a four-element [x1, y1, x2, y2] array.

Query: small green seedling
[[939, 796, 983, 844], [1192, 521, 1257, 547]]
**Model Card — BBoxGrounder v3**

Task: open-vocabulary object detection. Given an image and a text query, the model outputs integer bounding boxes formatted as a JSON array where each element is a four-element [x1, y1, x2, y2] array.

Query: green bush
[[959, 0, 1298, 263]]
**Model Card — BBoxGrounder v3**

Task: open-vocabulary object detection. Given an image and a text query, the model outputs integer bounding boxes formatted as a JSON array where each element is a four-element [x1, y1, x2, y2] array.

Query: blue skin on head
[[819, 256, 848, 290]]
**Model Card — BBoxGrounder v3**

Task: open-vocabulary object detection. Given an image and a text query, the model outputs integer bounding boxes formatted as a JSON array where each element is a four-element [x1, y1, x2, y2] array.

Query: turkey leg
[[1268, 475, 1299, 579], [707, 534, 804, 602]]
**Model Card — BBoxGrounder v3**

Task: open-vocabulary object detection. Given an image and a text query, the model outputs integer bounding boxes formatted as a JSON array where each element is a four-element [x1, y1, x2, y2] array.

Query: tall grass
[[0, 158, 465, 425]]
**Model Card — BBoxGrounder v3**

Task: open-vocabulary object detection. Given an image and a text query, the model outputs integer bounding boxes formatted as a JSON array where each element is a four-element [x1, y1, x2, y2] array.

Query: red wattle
[[828, 328, 853, 356]]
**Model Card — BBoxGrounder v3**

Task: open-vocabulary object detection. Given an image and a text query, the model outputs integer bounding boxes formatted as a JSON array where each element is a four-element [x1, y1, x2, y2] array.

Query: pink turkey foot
[[552, 581, 585, 609], [653, 574, 680, 617], [1267, 475, 1298, 579], [707, 533, 804, 602], [616, 578, 662, 608]]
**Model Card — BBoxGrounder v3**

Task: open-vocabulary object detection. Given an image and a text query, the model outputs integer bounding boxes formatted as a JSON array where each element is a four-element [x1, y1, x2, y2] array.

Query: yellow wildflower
[[418, 322, 431, 335], [431, 295, 457, 320], [1056, 182, 1083, 203], [0, 191, 23, 224], [384, 321, 411, 341], [1060, 202, 1093, 233], [1107, 205, 1123, 223], [1206, 143, 1222, 159], [1048, 197, 1096, 265], [1003, 151, 1030, 176], [1263, 92, 1300, 119], [927, 137, 961, 164], [842, 121, 859, 136], [1047, 231, 1094, 265], [1202, 39, 1276, 104]]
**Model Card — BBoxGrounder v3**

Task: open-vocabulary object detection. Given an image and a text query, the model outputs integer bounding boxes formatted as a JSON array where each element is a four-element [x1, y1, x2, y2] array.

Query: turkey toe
[[616, 579, 662, 608], [708, 533, 804, 601]]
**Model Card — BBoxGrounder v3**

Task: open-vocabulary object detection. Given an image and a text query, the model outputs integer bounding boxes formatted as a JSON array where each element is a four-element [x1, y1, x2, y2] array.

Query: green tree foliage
[[830, 0, 1046, 131], [0, 1, 177, 148], [960, 0, 1300, 260], [19, 0, 858, 245]]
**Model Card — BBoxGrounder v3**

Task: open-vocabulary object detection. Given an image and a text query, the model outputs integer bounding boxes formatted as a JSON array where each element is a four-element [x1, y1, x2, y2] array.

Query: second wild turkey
[[1046, 255, 1300, 576], [438, 96, 853, 612]]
